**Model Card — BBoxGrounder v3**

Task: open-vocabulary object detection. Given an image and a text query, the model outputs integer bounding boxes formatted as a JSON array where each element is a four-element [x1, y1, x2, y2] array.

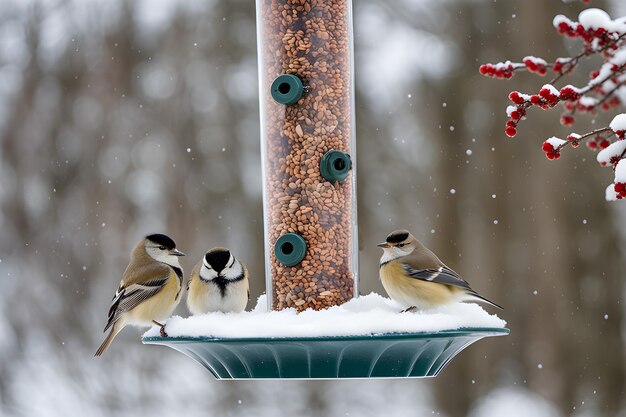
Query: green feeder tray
[[143, 328, 509, 379]]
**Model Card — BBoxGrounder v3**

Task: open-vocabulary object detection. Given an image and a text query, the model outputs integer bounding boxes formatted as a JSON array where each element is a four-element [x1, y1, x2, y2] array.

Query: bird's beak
[[170, 249, 185, 257], [377, 242, 390, 248]]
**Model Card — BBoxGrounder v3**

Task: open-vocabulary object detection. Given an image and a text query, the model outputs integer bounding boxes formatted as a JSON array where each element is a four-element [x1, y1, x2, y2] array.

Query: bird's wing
[[187, 261, 201, 292], [104, 275, 169, 332], [401, 263, 473, 292]]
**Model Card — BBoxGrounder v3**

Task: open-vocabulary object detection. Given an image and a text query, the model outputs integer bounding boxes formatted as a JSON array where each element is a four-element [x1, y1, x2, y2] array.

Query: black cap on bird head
[[204, 248, 231, 272], [386, 229, 410, 244], [146, 233, 177, 250], [377, 229, 412, 248]]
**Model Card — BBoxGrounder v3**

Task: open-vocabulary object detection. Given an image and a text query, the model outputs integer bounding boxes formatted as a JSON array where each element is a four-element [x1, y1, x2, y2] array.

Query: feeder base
[[143, 328, 509, 379]]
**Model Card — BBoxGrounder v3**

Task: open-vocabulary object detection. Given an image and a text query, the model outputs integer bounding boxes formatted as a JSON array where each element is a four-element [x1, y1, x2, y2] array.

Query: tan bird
[[187, 247, 249, 315], [378, 229, 502, 312], [95, 234, 185, 356]]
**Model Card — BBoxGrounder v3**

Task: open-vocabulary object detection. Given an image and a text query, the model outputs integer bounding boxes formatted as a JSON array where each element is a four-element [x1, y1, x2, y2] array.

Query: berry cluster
[[479, 62, 520, 79], [555, 16, 615, 47], [586, 134, 610, 150], [523, 57, 548, 75], [479, 8, 626, 200], [542, 141, 562, 160]]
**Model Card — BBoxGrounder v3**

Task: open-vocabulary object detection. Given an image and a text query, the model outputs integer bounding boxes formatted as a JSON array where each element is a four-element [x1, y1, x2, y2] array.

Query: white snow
[[606, 183, 618, 201], [506, 105, 517, 117], [144, 292, 506, 339], [492, 60, 514, 70], [610, 49, 626, 67], [541, 84, 560, 96], [568, 133, 582, 140], [615, 159, 626, 182], [523, 56, 547, 66], [578, 96, 598, 107], [578, 8, 612, 30], [597, 140, 626, 165], [546, 137, 566, 149], [568, 8, 626, 34], [553, 14, 574, 29], [609, 113, 626, 132]]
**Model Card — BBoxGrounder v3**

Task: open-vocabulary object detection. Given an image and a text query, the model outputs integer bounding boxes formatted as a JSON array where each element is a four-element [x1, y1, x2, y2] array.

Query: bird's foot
[[152, 320, 169, 337], [400, 306, 417, 313]]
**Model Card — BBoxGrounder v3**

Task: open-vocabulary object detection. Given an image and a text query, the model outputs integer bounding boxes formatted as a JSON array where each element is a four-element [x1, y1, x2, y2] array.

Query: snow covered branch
[[480, 8, 626, 201]]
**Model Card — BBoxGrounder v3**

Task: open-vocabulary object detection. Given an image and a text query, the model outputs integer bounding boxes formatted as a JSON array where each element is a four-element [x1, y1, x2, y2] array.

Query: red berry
[[553, 61, 564, 73], [615, 183, 626, 192], [559, 86, 579, 101], [546, 151, 555, 160], [509, 91, 525, 104], [600, 139, 610, 149], [530, 95, 541, 104], [479, 65, 489, 75], [542, 142, 554, 152], [506, 120, 517, 128], [557, 22, 570, 34], [560, 115, 575, 126], [505, 127, 517, 137]]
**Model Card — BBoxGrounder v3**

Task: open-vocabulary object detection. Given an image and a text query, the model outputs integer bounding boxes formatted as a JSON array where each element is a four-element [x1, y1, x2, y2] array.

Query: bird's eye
[[158, 246, 166, 250], [397, 243, 405, 248]]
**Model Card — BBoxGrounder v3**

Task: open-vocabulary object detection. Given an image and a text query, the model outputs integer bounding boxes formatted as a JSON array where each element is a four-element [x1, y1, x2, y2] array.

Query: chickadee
[[186, 247, 249, 315], [95, 234, 185, 356], [378, 229, 502, 312]]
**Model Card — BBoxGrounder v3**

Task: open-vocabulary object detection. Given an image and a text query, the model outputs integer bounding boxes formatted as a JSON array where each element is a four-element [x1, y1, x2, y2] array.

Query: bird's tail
[[468, 292, 503, 310], [95, 320, 124, 356]]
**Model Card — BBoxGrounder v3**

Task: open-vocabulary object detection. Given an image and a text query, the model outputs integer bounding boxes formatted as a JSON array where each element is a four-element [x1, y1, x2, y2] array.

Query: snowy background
[[1, 0, 626, 416]]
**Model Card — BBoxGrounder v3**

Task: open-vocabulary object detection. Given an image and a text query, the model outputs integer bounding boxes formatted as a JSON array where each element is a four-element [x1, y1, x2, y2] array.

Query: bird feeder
[[143, 0, 509, 379], [258, 0, 358, 312]]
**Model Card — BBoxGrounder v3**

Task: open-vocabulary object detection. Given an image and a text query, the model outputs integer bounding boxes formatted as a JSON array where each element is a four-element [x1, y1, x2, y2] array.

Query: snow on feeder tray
[[143, 294, 509, 379], [142, 0, 509, 379]]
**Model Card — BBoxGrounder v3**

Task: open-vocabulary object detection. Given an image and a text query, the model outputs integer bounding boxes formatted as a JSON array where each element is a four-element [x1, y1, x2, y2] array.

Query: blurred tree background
[[1, 0, 625, 416]]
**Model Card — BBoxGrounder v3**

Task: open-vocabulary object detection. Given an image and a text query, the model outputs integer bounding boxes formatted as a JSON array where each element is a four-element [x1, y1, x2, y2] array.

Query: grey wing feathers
[[103, 276, 169, 332], [402, 264, 472, 291]]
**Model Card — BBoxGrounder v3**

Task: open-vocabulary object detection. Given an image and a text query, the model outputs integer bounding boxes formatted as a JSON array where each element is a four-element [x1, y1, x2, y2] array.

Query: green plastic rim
[[271, 74, 304, 105], [320, 150, 352, 182], [143, 328, 510, 379], [274, 233, 307, 266]]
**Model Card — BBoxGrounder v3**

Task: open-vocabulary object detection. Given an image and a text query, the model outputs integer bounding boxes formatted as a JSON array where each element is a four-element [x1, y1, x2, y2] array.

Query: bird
[[378, 229, 502, 312], [186, 247, 249, 315], [95, 233, 185, 356]]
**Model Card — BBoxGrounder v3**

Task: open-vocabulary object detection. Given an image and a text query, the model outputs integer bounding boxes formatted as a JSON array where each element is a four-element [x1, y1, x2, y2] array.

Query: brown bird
[[95, 234, 184, 356], [378, 229, 502, 312]]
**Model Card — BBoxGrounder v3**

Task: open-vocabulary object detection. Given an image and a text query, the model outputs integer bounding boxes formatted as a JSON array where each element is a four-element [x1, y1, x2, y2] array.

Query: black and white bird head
[[201, 247, 243, 280], [377, 229, 418, 261], [144, 233, 185, 266]]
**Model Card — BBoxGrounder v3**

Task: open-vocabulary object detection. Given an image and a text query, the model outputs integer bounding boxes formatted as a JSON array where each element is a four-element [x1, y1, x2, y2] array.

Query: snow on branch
[[480, 8, 626, 201]]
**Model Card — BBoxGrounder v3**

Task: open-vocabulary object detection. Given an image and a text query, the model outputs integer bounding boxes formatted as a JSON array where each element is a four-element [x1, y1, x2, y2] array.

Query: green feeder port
[[270, 74, 304, 106], [274, 233, 307, 267], [143, 328, 510, 379], [320, 150, 352, 182]]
